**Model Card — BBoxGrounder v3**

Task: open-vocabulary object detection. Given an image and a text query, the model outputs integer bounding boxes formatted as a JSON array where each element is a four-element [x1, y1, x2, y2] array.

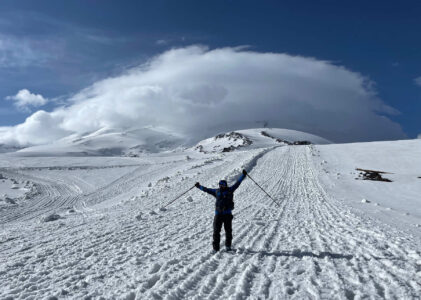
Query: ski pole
[[246, 174, 280, 207], [163, 185, 195, 208]]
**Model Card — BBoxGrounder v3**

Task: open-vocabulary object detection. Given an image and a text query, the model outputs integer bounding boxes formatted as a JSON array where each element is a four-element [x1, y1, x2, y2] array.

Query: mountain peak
[[194, 128, 330, 153]]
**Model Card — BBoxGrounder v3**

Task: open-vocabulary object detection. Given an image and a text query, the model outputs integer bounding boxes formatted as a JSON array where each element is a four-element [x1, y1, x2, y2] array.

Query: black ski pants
[[213, 214, 233, 251]]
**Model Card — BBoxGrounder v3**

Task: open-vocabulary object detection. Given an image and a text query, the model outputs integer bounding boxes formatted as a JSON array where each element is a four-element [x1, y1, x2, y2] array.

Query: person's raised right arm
[[195, 182, 217, 196]]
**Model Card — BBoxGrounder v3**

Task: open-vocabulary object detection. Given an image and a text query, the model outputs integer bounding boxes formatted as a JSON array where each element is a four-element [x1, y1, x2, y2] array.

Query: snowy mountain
[[13, 127, 186, 156], [8, 127, 330, 157], [194, 128, 331, 153], [0, 129, 420, 299]]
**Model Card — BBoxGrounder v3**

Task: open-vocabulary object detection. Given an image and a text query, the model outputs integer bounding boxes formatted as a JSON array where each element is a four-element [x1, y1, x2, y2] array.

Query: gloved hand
[[243, 169, 247, 176], [195, 182, 200, 188]]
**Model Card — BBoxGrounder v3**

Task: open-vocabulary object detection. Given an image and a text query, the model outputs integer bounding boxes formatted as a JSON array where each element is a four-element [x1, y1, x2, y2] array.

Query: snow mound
[[194, 128, 330, 153], [42, 214, 62, 222], [195, 131, 252, 153], [4, 197, 17, 205]]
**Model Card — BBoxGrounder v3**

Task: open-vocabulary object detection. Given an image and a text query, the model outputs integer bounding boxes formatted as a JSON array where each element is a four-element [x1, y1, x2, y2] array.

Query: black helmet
[[219, 180, 228, 188]]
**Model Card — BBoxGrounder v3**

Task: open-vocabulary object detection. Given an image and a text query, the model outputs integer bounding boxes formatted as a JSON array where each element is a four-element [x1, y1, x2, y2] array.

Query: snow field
[[315, 140, 421, 236], [0, 144, 420, 299]]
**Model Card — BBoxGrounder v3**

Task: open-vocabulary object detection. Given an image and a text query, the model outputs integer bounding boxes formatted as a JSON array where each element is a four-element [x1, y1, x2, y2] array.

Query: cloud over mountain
[[6, 89, 48, 112], [0, 46, 405, 146]]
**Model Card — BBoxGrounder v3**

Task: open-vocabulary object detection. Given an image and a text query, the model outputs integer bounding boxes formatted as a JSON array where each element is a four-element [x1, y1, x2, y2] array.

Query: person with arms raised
[[195, 169, 247, 252]]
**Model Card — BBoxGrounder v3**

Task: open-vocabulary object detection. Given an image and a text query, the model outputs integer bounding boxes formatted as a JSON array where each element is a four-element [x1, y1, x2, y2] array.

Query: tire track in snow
[[251, 146, 421, 299], [150, 145, 421, 299]]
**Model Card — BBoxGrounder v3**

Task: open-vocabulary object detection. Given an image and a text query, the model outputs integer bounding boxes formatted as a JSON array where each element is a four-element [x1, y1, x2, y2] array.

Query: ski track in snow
[[1, 146, 420, 299]]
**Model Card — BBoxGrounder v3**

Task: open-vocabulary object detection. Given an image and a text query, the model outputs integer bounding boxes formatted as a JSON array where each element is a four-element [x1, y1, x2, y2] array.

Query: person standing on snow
[[195, 169, 247, 252]]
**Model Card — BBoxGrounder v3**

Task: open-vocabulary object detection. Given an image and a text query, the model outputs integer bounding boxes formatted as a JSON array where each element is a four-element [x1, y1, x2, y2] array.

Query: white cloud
[[414, 77, 421, 87], [0, 46, 405, 146], [0, 110, 70, 145], [6, 89, 48, 111]]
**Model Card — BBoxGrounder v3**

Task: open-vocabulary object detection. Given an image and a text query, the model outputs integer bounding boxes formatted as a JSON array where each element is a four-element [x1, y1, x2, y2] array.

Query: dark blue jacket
[[197, 173, 246, 215]]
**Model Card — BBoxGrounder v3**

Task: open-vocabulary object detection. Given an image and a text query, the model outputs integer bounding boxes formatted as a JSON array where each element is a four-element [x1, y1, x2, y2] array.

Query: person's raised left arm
[[229, 169, 247, 192]]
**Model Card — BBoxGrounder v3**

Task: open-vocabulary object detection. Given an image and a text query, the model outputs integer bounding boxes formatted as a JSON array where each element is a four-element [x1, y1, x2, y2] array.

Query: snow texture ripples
[[0, 146, 420, 299]]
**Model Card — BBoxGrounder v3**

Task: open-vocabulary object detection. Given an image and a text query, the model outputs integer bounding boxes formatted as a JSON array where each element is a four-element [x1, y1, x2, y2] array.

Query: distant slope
[[14, 127, 185, 157], [10, 127, 330, 157], [194, 128, 331, 153]]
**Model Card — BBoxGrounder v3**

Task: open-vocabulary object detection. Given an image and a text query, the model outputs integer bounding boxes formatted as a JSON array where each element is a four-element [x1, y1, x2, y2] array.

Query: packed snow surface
[[0, 130, 420, 299], [317, 139, 421, 234]]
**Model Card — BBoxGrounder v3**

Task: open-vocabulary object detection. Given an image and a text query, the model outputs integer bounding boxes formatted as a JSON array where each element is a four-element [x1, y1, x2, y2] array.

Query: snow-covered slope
[[0, 132, 420, 299], [316, 139, 421, 234], [10, 127, 330, 156], [14, 127, 185, 156], [194, 128, 331, 153]]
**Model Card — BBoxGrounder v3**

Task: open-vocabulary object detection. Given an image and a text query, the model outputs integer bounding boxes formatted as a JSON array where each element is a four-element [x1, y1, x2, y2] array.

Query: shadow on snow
[[238, 248, 353, 260]]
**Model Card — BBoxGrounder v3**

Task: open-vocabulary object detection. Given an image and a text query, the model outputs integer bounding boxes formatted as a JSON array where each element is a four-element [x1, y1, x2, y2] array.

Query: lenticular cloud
[[0, 46, 405, 146]]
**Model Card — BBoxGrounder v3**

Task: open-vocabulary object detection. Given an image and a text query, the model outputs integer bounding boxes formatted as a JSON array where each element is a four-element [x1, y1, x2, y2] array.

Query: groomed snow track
[[1, 146, 420, 299]]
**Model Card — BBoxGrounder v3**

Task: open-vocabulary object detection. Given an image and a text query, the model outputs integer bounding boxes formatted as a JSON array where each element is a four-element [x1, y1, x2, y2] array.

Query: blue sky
[[0, 0, 420, 143]]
